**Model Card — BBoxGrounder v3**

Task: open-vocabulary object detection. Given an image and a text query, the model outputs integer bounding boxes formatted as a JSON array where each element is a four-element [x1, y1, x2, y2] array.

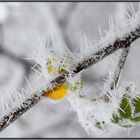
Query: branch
[[99, 4, 132, 102], [0, 24, 140, 132], [99, 47, 130, 102], [110, 47, 130, 89], [0, 94, 42, 132], [72, 28, 139, 74]]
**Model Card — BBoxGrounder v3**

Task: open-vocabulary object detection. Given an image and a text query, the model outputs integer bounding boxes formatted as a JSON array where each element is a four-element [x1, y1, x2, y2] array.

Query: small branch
[[99, 47, 130, 102], [72, 28, 139, 74], [0, 94, 42, 132], [110, 47, 130, 90], [0, 25, 140, 132], [99, 3, 132, 102]]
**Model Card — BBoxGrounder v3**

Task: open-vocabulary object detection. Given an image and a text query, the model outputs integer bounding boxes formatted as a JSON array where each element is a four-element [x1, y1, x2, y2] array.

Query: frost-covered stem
[[110, 47, 130, 90], [72, 27, 140, 74], [110, 2, 130, 89], [100, 3, 131, 102], [99, 47, 130, 102], [0, 94, 42, 132], [0, 26, 140, 132]]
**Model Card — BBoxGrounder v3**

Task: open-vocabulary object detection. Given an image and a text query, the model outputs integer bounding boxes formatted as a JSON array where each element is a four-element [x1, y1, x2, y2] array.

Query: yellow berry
[[42, 84, 67, 100]]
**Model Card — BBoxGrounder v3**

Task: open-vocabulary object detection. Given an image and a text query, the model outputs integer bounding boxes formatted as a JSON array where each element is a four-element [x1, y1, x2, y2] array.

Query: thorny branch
[[0, 25, 140, 132]]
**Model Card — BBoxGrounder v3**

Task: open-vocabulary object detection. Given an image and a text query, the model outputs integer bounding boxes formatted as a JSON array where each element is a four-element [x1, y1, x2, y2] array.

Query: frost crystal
[[67, 80, 140, 135], [1, 4, 140, 135]]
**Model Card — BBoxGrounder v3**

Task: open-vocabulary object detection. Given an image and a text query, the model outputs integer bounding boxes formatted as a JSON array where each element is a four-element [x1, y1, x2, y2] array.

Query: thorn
[[128, 3, 135, 16], [130, 3, 136, 15], [80, 36, 85, 57], [25, 76, 32, 90], [34, 30, 45, 49], [124, 11, 131, 19], [98, 25, 103, 40], [108, 13, 114, 32], [50, 34, 56, 49]]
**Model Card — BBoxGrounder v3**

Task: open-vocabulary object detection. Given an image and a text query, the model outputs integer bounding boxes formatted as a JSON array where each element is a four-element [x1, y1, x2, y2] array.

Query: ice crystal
[[67, 79, 140, 135]]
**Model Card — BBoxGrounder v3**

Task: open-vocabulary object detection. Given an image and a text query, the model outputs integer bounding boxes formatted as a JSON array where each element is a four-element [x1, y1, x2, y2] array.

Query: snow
[[0, 2, 140, 138]]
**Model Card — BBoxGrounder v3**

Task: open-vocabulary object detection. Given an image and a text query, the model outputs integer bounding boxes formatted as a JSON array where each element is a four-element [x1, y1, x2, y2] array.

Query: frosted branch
[[0, 12, 140, 132], [0, 94, 42, 132], [73, 27, 139, 74], [110, 47, 130, 90]]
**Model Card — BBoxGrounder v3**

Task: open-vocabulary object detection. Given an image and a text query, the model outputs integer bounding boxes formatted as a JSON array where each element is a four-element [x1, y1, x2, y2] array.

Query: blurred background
[[0, 2, 140, 138]]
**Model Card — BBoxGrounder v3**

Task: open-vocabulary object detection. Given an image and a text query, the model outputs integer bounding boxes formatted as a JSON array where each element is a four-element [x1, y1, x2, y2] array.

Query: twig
[[0, 94, 42, 132], [99, 3, 132, 102], [0, 25, 140, 132], [110, 2, 131, 90], [110, 47, 130, 90], [72, 28, 139, 74], [99, 47, 130, 102]]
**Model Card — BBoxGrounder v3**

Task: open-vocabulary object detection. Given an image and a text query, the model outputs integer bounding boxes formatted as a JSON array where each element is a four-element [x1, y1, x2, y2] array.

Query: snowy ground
[[0, 2, 140, 138]]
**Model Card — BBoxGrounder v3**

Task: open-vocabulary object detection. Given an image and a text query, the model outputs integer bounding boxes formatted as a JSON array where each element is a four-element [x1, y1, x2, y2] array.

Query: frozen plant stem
[[0, 25, 140, 132], [99, 3, 131, 102], [110, 2, 131, 90], [110, 47, 130, 90], [100, 47, 130, 102], [72, 28, 139, 74], [0, 94, 42, 132]]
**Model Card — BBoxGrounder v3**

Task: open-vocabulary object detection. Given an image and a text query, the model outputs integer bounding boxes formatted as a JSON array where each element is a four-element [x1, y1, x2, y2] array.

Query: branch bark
[[0, 26, 140, 132]]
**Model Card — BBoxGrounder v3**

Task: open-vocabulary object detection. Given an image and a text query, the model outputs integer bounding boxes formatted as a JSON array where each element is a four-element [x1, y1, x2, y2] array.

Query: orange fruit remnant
[[42, 84, 67, 100]]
